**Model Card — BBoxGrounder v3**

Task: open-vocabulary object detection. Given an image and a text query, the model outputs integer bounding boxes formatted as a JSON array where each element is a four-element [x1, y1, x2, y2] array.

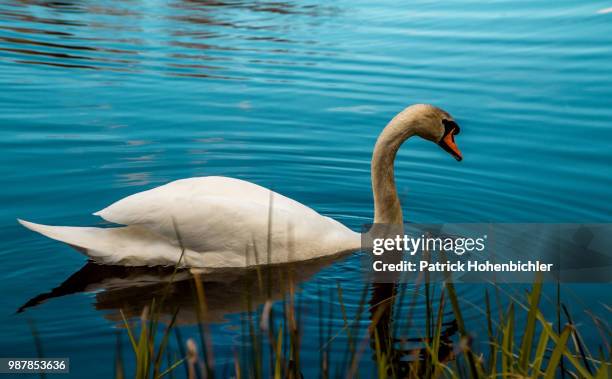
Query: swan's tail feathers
[[17, 219, 182, 266], [18, 219, 92, 254]]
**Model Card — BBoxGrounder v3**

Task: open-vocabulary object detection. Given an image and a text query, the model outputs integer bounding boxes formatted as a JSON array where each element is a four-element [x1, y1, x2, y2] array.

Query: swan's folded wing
[[93, 176, 330, 256]]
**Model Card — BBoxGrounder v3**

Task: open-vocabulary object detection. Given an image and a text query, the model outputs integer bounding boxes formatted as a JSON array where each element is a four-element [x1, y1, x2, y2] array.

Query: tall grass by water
[[111, 223, 610, 378], [114, 271, 610, 378]]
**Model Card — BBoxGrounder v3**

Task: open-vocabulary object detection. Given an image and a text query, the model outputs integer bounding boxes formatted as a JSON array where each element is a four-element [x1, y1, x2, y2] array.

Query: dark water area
[[1, 0, 611, 377]]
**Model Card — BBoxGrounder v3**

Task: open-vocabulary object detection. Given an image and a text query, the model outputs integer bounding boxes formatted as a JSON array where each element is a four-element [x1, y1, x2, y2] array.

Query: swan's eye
[[442, 119, 460, 136]]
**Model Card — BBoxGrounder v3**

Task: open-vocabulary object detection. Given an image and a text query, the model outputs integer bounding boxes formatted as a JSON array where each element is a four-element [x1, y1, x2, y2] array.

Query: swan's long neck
[[371, 116, 416, 225]]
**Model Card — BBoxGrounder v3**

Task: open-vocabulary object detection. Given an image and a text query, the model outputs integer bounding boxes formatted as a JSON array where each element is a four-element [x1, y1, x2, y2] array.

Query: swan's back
[[89, 176, 359, 267], [95, 176, 321, 226]]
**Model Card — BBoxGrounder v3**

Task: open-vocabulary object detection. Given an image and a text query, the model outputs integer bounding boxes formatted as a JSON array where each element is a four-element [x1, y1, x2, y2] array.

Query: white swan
[[18, 104, 462, 268]]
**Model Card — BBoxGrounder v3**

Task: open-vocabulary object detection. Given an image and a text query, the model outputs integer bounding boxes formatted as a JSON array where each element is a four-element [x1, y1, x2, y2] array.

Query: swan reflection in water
[[18, 254, 347, 324], [18, 254, 458, 375]]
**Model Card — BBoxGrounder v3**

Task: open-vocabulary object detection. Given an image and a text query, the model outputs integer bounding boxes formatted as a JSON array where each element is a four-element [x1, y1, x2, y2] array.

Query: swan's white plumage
[[20, 176, 360, 268], [19, 104, 460, 268]]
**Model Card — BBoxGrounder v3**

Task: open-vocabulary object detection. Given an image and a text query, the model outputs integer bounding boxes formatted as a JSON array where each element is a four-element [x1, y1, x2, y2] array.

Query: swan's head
[[398, 104, 463, 161]]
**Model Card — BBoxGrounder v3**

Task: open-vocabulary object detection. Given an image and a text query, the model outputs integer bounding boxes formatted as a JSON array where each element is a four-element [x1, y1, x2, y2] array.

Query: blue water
[[1, 0, 611, 377]]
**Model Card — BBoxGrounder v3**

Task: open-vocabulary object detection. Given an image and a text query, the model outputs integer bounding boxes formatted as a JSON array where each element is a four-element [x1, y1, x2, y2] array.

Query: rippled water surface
[[1, 0, 611, 377]]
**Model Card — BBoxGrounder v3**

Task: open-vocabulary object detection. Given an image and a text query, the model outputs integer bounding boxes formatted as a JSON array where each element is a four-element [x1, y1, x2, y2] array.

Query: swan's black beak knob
[[438, 121, 462, 161]]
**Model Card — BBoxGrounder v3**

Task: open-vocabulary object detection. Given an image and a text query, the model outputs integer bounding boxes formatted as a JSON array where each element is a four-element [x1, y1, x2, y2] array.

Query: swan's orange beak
[[438, 128, 462, 161]]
